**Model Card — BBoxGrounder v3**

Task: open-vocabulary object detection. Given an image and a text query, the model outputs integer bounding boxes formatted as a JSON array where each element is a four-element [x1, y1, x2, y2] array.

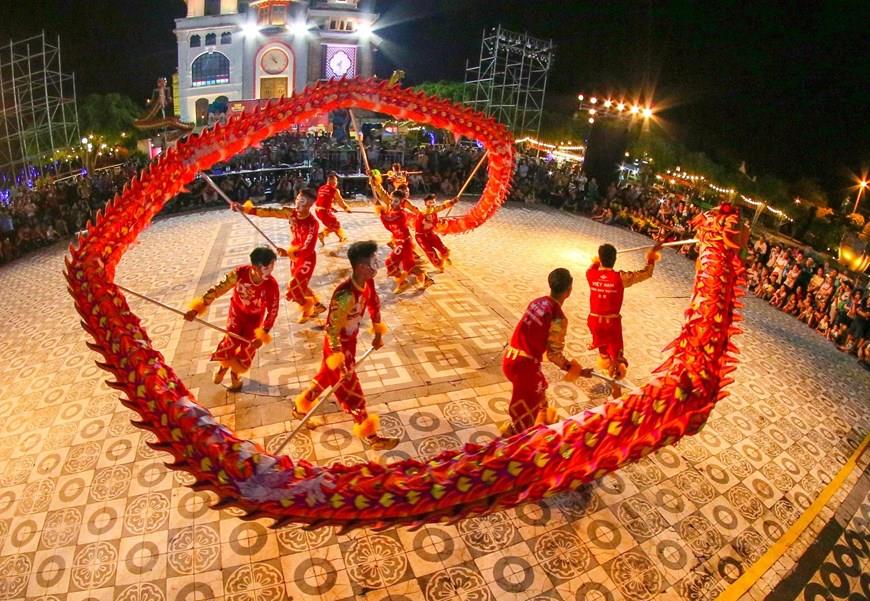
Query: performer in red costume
[[232, 189, 326, 323], [586, 242, 661, 398], [502, 268, 592, 435], [386, 162, 421, 192], [414, 193, 458, 272], [293, 240, 399, 450], [371, 181, 431, 294], [315, 171, 351, 245], [185, 247, 280, 391]]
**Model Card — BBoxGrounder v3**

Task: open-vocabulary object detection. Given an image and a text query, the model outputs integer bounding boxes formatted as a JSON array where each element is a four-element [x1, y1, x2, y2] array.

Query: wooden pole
[[348, 109, 371, 175], [201, 173, 281, 251], [619, 238, 698, 254], [116, 284, 252, 344], [446, 150, 488, 217]]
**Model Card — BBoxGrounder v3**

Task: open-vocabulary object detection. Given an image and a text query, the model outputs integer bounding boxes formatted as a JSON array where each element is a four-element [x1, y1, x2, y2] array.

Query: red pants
[[587, 315, 624, 362], [385, 237, 417, 278], [212, 308, 263, 374], [416, 231, 449, 268], [310, 337, 367, 425], [316, 207, 341, 234], [287, 253, 316, 306], [502, 356, 547, 432]]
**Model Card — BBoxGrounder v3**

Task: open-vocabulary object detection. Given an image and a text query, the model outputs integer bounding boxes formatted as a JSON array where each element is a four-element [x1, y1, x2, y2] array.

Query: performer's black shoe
[[227, 372, 243, 392]]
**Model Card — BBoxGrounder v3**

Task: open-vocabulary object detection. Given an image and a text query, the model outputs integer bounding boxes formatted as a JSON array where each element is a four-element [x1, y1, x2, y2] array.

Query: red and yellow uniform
[[315, 182, 349, 241], [502, 296, 580, 433], [586, 251, 658, 376], [191, 265, 279, 374], [295, 278, 387, 437], [377, 205, 418, 278], [240, 203, 321, 311], [413, 200, 455, 270], [386, 170, 408, 191]]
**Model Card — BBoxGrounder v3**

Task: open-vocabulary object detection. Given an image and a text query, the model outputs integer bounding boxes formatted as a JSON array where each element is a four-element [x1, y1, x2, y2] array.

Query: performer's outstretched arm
[[370, 179, 390, 207], [619, 248, 661, 288], [235, 201, 293, 220], [335, 189, 351, 212], [187, 269, 239, 317], [434, 198, 458, 213]]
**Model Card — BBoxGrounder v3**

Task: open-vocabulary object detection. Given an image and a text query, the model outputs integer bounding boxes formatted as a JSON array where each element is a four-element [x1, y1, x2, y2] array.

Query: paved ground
[[0, 202, 867, 601]]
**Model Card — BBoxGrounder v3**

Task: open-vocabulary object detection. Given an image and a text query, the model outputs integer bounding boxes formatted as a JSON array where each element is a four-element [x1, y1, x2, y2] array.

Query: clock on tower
[[260, 48, 289, 74]]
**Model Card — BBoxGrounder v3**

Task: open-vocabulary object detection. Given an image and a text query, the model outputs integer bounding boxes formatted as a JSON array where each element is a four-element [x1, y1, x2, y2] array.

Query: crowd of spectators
[[509, 153, 703, 257], [746, 238, 869, 369], [0, 165, 140, 264]]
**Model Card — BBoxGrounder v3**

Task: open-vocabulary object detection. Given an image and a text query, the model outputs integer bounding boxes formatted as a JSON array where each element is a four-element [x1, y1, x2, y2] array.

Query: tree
[[78, 93, 143, 140], [412, 81, 466, 103]]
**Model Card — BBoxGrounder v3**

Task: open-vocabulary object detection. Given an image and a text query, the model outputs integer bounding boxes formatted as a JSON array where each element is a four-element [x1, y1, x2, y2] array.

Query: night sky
[[2, 0, 867, 196]]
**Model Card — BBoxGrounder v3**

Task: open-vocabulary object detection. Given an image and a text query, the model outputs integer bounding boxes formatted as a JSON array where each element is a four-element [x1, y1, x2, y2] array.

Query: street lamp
[[853, 179, 868, 214]]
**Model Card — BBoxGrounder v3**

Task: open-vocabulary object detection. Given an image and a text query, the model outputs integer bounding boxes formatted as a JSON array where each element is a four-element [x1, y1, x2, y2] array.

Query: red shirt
[[414, 210, 439, 232], [586, 264, 625, 316], [378, 207, 412, 241], [316, 183, 338, 210], [230, 265, 280, 330], [292, 211, 319, 258], [509, 296, 566, 362]]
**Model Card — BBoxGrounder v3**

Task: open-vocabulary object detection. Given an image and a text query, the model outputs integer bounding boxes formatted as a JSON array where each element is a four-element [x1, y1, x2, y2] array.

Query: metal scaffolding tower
[[0, 32, 80, 182], [463, 25, 554, 137]]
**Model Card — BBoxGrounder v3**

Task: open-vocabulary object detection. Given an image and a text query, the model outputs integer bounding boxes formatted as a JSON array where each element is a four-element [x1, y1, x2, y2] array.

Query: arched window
[[221, 32, 232, 45], [205, 33, 217, 46], [190, 35, 201, 48], [192, 52, 230, 87]]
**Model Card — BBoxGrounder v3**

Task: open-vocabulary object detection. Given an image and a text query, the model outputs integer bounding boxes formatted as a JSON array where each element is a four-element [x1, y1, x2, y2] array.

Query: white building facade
[[175, 0, 377, 125]]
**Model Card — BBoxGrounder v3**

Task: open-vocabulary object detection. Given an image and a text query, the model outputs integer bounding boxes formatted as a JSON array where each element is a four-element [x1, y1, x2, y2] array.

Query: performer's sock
[[298, 297, 316, 323]]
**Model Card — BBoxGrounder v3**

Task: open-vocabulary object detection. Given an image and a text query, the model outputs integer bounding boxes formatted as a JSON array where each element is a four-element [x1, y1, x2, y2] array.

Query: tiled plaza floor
[[0, 202, 867, 601]]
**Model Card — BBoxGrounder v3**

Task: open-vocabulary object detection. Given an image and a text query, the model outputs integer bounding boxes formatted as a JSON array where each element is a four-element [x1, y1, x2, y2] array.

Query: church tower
[[175, 0, 378, 126]]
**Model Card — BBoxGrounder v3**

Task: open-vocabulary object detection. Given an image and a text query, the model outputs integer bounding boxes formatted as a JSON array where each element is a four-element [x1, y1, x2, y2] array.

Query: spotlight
[[642, 107, 653, 118], [241, 22, 259, 38], [290, 21, 308, 37], [357, 21, 373, 38], [603, 99, 612, 108]]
